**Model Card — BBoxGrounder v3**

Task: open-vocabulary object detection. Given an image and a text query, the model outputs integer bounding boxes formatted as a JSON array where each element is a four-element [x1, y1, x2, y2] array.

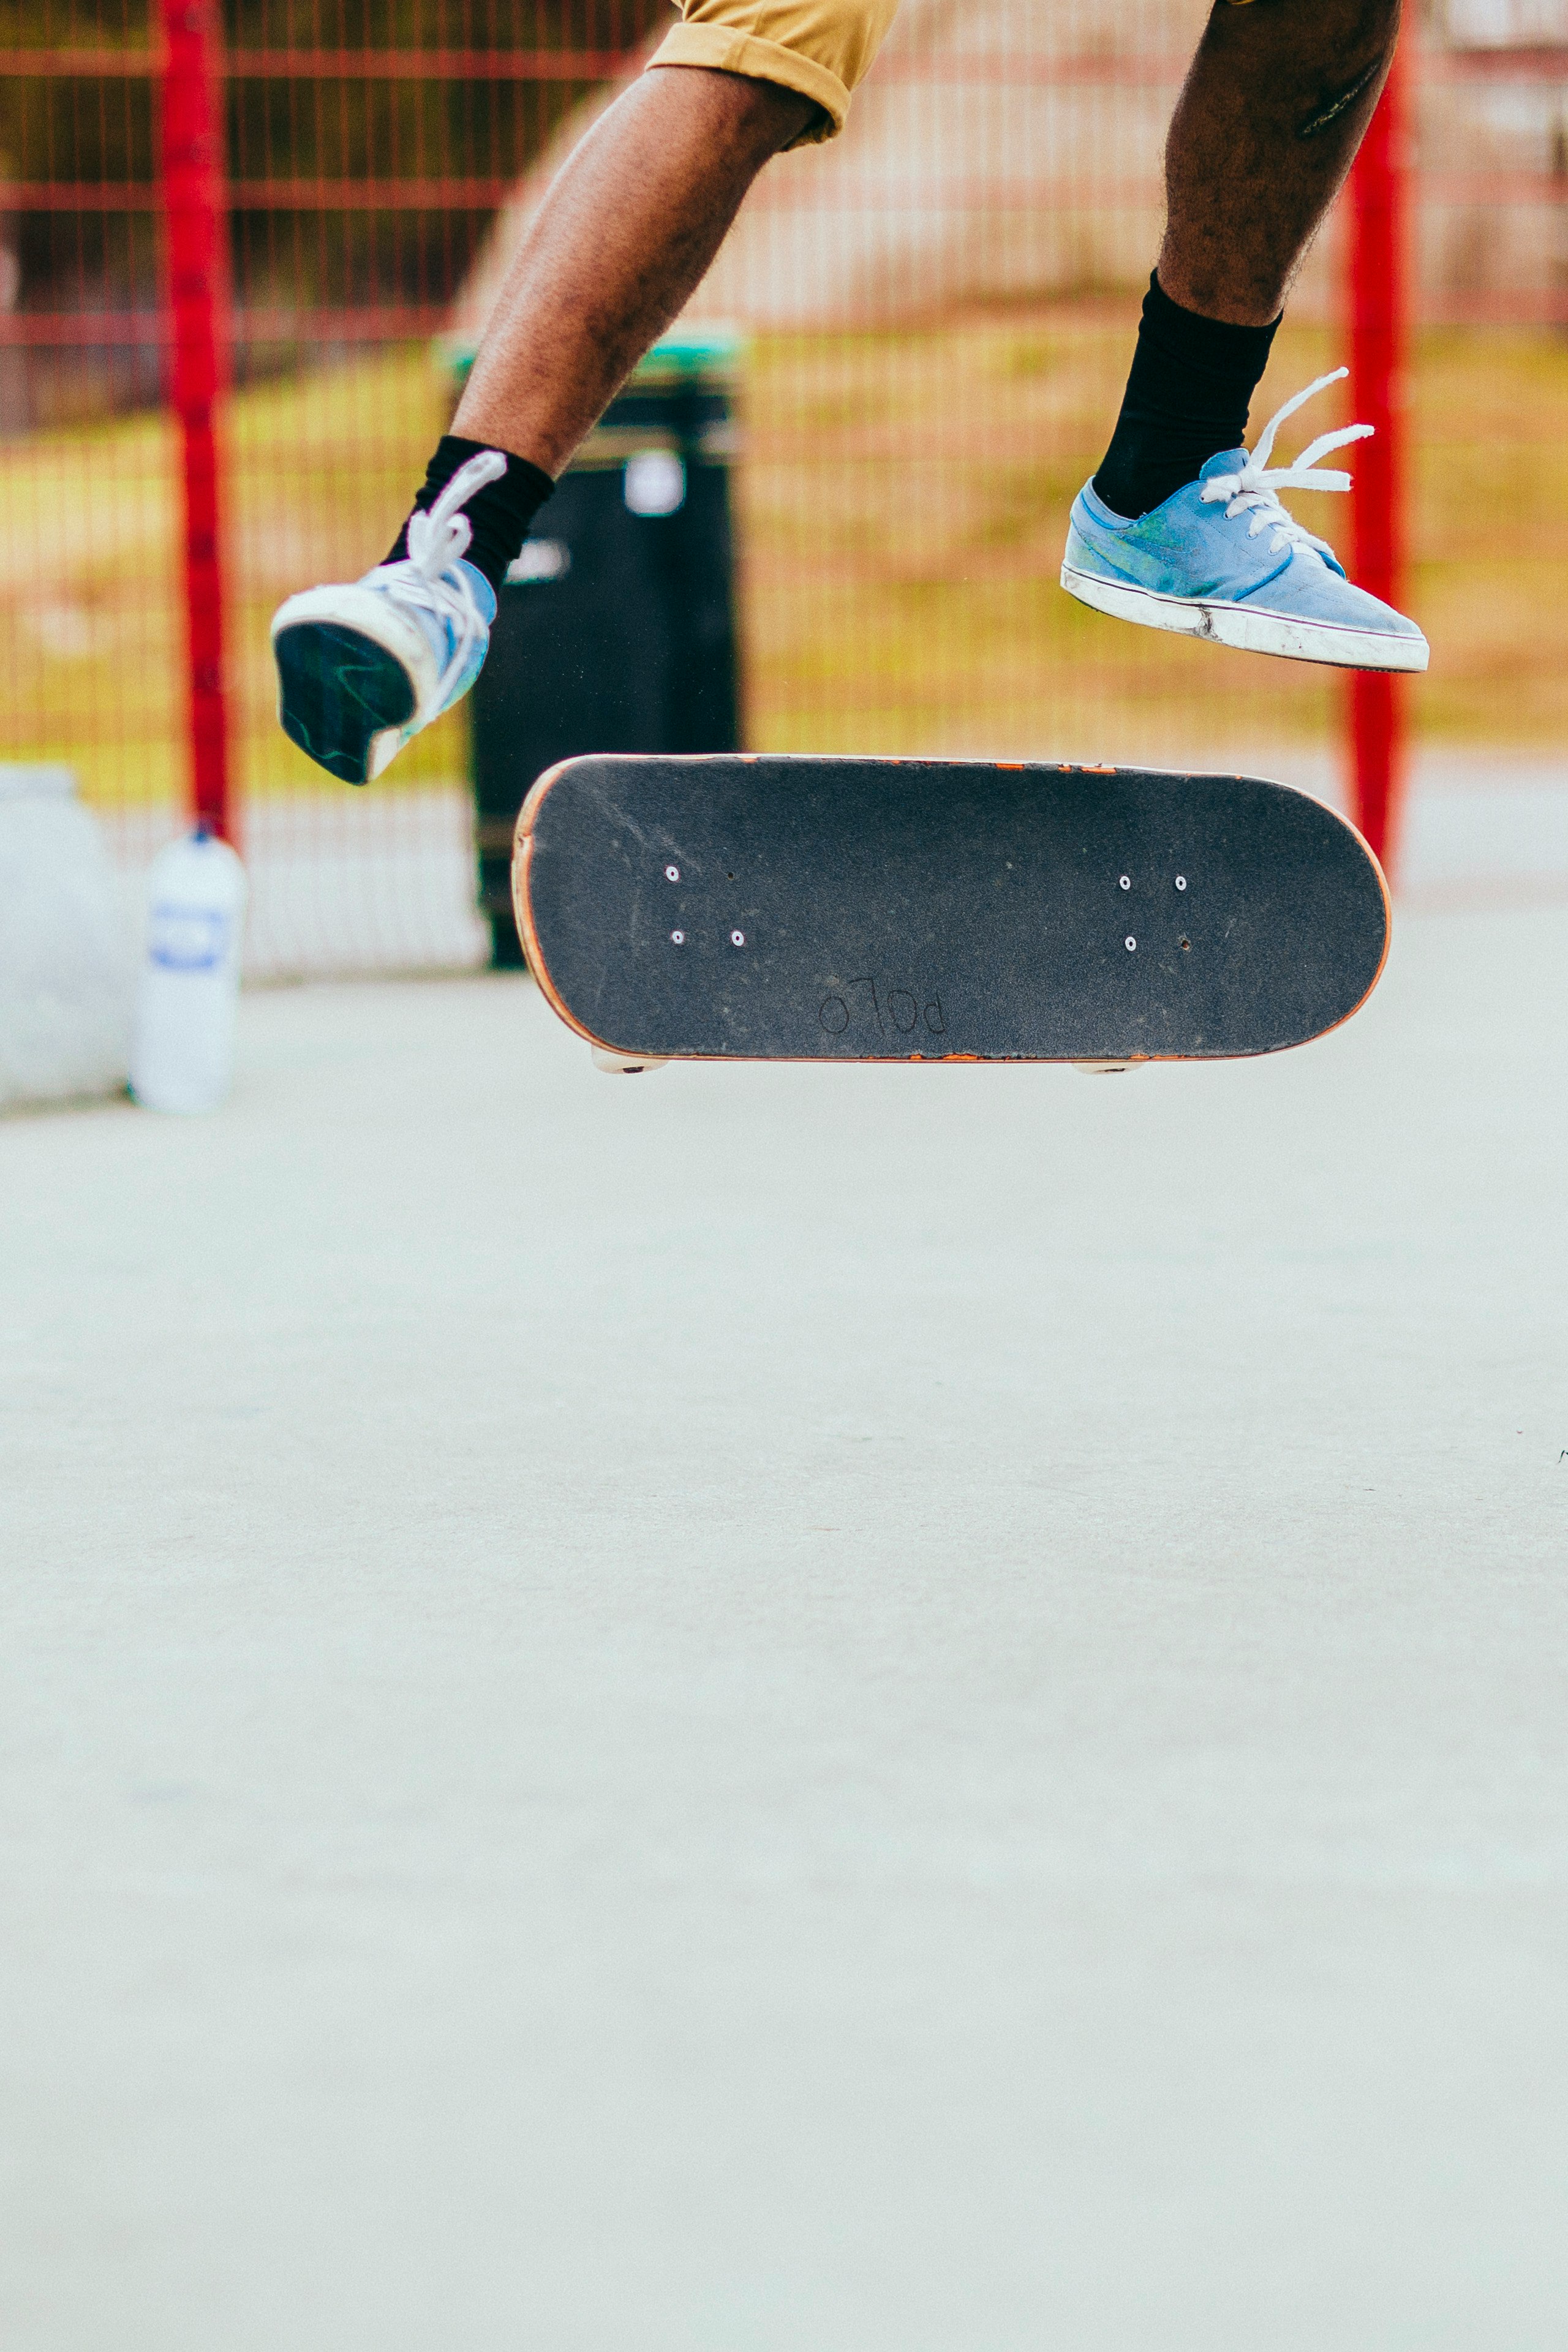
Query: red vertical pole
[[1345, 39, 1411, 873], [160, 0, 232, 840]]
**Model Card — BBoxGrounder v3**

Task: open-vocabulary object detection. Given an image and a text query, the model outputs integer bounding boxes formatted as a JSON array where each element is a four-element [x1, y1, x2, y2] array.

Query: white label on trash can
[[624, 449, 686, 517], [507, 539, 571, 583]]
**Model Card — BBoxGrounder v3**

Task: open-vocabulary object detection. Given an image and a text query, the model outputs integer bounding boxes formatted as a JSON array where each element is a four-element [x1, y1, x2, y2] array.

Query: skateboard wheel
[[590, 1047, 669, 1076]]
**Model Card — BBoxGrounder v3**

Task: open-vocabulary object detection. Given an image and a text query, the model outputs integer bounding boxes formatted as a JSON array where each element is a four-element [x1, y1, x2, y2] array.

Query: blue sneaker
[[1061, 369, 1428, 673], [271, 450, 507, 783]]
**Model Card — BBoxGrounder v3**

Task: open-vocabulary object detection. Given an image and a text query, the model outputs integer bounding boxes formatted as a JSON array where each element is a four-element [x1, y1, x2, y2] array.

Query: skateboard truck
[[591, 1047, 669, 1076], [589, 1044, 1142, 1076]]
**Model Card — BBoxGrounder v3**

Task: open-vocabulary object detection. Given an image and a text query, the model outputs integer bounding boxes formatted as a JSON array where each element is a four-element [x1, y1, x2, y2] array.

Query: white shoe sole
[[1060, 561, 1430, 674]]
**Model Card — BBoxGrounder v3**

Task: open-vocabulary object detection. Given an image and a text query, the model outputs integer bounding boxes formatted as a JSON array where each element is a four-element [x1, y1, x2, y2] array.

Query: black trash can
[[460, 330, 743, 967]]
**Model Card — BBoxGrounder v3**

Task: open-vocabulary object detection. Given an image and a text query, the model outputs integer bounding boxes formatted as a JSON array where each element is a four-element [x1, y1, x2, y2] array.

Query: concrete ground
[[2, 903, 1566, 2351]]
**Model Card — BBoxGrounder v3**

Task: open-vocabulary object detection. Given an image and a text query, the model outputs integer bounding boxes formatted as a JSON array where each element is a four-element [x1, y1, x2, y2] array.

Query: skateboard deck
[[513, 755, 1389, 1067]]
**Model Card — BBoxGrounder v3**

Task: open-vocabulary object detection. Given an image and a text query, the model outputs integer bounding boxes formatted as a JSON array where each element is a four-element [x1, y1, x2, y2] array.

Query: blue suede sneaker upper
[[373, 449, 507, 726], [1063, 369, 1427, 661], [378, 552, 496, 721], [271, 449, 507, 783]]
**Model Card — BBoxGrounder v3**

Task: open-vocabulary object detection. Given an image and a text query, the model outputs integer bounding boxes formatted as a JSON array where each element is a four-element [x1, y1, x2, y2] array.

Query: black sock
[[385, 434, 556, 595], [1092, 273, 1281, 521]]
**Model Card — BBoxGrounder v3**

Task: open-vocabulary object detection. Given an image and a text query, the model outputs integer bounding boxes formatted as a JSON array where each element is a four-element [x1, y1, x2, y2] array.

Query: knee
[[1226, 0, 1399, 47], [1226, 0, 1397, 18], [1220, 0, 1399, 139], [1295, 0, 1400, 141], [1297, 54, 1385, 139], [652, 0, 902, 143]]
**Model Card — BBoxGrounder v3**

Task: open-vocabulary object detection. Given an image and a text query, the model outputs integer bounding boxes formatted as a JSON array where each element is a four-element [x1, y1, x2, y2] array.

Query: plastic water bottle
[[129, 827, 248, 1114]]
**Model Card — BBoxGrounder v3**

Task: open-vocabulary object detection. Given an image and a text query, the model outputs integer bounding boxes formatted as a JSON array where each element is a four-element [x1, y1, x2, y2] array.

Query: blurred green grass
[[1, 311, 1564, 812]]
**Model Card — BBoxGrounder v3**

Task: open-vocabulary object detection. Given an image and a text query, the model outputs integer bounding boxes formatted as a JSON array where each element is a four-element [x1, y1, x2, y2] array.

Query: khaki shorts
[[649, 0, 903, 145], [650, 0, 1257, 146]]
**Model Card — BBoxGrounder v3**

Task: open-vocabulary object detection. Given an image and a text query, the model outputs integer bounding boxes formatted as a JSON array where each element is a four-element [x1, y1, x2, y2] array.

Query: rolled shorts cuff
[[647, 24, 851, 143]]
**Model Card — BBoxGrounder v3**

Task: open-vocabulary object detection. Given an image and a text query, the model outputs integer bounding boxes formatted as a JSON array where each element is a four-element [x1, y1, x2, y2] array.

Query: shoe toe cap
[[1251, 557, 1426, 643]]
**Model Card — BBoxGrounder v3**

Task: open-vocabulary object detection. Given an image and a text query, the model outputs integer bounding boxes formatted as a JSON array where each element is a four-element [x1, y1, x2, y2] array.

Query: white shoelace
[[1198, 368, 1373, 562], [366, 448, 508, 716]]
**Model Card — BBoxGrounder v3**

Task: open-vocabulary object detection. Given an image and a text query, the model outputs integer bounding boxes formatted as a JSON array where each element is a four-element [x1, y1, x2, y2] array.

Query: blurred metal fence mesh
[[2, 0, 1566, 974]]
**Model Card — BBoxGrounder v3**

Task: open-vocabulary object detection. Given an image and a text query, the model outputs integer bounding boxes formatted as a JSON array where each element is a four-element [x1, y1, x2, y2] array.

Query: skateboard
[[511, 754, 1389, 1072]]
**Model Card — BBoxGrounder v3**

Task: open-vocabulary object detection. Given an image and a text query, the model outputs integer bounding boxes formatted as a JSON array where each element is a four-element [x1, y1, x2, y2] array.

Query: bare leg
[[271, 64, 815, 785], [455, 68, 816, 473], [1159, 0, 1401, 325]]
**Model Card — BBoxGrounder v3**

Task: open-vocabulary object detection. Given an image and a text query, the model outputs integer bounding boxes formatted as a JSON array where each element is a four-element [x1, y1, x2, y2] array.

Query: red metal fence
[[161, 0, 230, 837], [1348, 47, 1411, 870]]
